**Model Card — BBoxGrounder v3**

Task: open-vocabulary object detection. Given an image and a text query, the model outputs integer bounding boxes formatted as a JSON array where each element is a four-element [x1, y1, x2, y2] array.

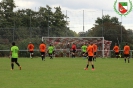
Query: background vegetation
[[0, 0, 133, 54]]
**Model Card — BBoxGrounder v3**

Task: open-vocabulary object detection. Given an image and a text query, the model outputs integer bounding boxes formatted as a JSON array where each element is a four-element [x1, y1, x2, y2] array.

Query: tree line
[[84, 15, 133, 49]]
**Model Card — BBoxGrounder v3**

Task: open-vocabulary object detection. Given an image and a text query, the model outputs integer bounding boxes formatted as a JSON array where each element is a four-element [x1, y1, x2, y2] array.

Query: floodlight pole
[[83, 10, 84, 32], [102, 9, 103, 37], [30, 11, 31, 40], [66, 10, 67, 36], [48, 12, 49, 37], [13, 13, 15, 41], [120, 16, 122, 44]]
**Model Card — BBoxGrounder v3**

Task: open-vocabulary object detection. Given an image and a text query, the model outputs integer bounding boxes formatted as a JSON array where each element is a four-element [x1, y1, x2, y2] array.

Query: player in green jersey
[[9, 42, 21, 70], [48, 44, 54, 59], [81, 43, 87, 58]]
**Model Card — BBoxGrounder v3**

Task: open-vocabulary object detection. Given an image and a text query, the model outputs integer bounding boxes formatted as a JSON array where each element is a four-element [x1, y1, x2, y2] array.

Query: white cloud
[[13, 0, 133, 33], [15, 0, 35, 9]]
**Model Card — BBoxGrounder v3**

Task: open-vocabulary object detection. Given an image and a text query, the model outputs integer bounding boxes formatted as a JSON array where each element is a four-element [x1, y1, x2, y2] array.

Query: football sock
[[42, 56, 44, 60], [86, 64, 89, 68], [31, 54, 33, 58], [128, 59, 130, 63], [15, 62, 20, 66], [30, 53, 32, 58], [50, 55, 53, 59], [92, 65, 94, 69], [11, 63, 14, 69], [125, 59, 126, 63]]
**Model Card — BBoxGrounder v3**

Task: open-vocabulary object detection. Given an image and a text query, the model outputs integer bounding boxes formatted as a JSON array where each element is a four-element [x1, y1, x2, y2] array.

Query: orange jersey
[[71, 44, 76, 50], [39, 43, 46, 52], [124, 45, 130, 54], [92, 44, 98, 52], [27, 44, 34, 51], [87, 45, 94, 56], [113, 45, 119, 53]]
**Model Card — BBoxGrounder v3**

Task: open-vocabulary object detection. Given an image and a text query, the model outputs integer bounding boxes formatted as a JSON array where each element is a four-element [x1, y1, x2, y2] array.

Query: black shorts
[[40, 52, 45, 55], [29, 51, 33, 53], [49, 53, 52, 56], [82, 52, 85, 54], [11, 58, 18, 62], [53, 51, 55, 54], [124, 54, 129, 57], [72, 50, 76, 53], [115, 52, 119, 55], [94, 52, 97, 55], [88, 56, 93, 61]]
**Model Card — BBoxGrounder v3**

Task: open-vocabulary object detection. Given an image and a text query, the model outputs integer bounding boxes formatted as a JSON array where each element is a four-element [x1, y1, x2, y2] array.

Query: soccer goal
[[42, 37, 106, 57]]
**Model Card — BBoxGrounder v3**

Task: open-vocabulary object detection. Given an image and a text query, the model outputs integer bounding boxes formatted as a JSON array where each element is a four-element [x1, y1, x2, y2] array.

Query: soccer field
[[0, 57, 133, 88]]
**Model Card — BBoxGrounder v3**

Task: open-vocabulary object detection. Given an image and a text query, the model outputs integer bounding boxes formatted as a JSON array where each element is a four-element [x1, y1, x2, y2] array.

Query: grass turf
[[0, 57, 133, 88]]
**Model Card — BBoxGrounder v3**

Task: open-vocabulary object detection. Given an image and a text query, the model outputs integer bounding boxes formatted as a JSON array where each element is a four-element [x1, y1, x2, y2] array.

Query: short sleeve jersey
[[113, 45, 119, 53], [27, 44, 34, 51], [124, 45, 130, 54], [48, 46, 54, 54], [11, 46, 19, 58], [93, 44, 98, 52], [71, 44, 76, 50], [39, 43, 46, 52], [81, 45, 87, 52], [87, 45, 94, 56]]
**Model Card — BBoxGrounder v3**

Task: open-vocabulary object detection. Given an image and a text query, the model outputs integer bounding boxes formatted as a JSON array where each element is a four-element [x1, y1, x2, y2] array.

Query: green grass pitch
[[0, 57, 133, 88]]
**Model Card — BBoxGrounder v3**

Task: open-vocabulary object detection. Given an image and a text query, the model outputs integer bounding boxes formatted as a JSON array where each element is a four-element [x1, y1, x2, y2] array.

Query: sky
[[12, 0, 133, 33]]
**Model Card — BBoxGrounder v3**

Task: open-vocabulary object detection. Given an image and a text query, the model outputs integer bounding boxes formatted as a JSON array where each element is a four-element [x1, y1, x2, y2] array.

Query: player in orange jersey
[[92, 43, 98, 61], [27, 42, 34, 58], [113, 43, 120, 59], [71, 43, 76, 58], [84, 42, 95, 70], [39, 42, 46, 61], [123, 43, 130, 63]]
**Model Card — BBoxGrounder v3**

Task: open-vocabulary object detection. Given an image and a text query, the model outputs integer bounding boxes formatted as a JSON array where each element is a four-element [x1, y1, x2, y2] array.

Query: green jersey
[[48, 46, 54, 54], [81, 45, 87, 52], [11, 46, 19, 58]]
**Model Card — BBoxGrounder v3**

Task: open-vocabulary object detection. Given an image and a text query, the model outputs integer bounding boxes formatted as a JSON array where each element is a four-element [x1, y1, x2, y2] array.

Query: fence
[[0, 50, 133, 58]]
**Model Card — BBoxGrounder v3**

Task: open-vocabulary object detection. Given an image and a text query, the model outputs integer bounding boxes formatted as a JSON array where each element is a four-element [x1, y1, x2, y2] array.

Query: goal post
[[42, 37, 105, 57]]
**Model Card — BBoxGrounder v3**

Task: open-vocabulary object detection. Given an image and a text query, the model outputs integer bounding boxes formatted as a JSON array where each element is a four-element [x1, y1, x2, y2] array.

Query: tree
[[95, 15, 120, 25], [0, 0, 16, 28], [0, 1, 77, 43], [87, 15, 133, 49]]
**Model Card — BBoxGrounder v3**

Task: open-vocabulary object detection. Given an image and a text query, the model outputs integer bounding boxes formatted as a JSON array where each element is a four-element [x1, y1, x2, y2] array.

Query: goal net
[[42, 37, 109, 57]]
